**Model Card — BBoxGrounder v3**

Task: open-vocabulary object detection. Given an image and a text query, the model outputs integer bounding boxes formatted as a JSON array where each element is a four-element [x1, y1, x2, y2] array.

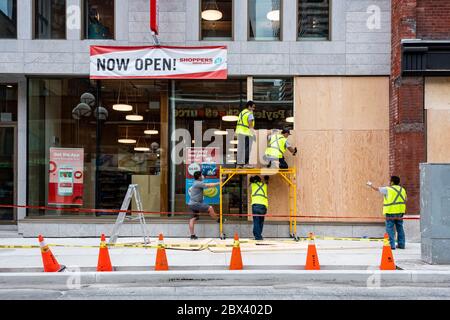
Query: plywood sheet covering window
[[294, 77, 390, 222], [427, 109, 450, 163], [425, 77, 450, 110]]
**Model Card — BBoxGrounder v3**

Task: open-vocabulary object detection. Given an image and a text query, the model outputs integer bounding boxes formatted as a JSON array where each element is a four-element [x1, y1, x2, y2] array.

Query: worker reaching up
[[264, 128, 297, 169], [235, 101, 256, 168], [250, 175, 270, 240], [367, 176, 407, 250]]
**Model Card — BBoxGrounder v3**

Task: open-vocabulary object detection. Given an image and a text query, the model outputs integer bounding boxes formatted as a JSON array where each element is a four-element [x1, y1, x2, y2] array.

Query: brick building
[[391, 0, 450, 214]]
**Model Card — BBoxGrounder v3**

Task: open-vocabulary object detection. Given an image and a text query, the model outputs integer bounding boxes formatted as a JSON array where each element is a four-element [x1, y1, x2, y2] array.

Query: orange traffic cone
[[229, 233, 243, 270], [380, 233, 396, 270], [155, 234, 169, 271], [38, 235, 65, 272], [305, 232, 320, 270], [97, 234, 113, 272]]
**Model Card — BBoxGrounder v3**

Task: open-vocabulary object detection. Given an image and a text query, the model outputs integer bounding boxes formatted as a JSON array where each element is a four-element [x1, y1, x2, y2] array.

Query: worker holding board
[[264, 128, 298, 169]]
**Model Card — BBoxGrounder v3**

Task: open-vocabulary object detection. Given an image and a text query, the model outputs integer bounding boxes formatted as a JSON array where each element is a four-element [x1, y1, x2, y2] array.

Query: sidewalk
[[0, 236, 445, 271]]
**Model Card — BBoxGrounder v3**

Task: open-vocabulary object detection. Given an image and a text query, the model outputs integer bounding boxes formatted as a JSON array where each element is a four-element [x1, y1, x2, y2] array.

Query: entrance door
[[0, 125, 16, 223]]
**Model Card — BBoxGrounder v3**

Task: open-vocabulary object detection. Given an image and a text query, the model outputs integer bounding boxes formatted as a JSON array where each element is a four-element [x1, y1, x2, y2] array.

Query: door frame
[[0, 124, 17, 224]]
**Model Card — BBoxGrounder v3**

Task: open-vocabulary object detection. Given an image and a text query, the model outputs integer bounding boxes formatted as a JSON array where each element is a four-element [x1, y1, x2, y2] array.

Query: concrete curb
[[1, 270, 450, 286]]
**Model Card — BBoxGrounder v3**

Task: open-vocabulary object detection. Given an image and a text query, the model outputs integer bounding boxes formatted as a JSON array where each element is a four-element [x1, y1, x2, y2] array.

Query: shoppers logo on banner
[[48, 148, 84, 206], [90, 46, 228, 79], [185, 147, 220, 205]]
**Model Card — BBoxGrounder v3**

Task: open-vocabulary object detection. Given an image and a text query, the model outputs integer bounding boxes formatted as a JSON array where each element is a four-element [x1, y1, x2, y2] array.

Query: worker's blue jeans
[[252, 204, 267, 240], [385, 214, 405, 249]]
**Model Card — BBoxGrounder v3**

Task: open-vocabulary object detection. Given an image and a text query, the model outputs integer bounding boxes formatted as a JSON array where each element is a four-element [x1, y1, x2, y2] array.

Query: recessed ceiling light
[[230, 140, 238, 145], [6, 85, 13, 88], [229, 148, 238, 152]]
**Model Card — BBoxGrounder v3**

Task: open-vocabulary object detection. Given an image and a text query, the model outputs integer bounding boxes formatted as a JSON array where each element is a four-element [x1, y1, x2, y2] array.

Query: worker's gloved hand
[[366, 181, 373, 187], [293, 147, 298, 156]]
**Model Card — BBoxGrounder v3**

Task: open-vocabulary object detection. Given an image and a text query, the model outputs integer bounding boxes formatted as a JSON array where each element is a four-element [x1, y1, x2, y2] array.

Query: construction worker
[[264, 129, 297, 169], [187, 171, 220, 240], [235, 101, 256, 168], [367, 176, 407, 250], [250, 175, 269, 240]]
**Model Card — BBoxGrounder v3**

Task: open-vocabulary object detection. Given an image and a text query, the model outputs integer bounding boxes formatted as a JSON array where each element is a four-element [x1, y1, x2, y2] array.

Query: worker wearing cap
[[250, 175, 269, 240], [264, 129, 297, 169], [235, 101, 256, 168], [367, 176, 407, 250]]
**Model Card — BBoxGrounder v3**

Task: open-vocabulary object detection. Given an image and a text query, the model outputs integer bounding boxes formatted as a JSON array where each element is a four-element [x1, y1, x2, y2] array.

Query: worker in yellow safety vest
[[264, 129, 297, 169], [235, 101, 256, 168], [367, 176, 407, 250], [250, 175, 270, 240]]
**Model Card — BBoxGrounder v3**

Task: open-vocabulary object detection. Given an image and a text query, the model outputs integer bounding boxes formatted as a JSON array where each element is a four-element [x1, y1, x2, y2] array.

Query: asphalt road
[[1, 283, 450, 300]]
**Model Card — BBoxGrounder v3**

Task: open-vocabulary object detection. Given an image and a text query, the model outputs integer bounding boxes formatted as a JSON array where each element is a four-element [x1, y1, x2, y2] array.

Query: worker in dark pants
[[250, 175, 269, 240], [367, 176, 407, 250], [264, 129, 297, 169]]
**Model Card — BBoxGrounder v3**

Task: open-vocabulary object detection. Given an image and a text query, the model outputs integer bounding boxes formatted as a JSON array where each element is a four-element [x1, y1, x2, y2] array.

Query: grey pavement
[[1, 236, 450, 300]]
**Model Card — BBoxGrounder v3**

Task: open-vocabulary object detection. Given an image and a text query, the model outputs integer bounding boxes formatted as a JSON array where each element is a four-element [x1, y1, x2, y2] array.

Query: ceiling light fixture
[[222, 115, 239, 122], [113, 81, 133, 112], [229, 148, 238, 152], [144, 121, 159, 135], [286, 116, 294, 123], [267, 9, 280, 21], [201, 0, 222, 21], [214, 130, 228, 136], [118, 126, 136, 144], [230, 140, 238, 145]]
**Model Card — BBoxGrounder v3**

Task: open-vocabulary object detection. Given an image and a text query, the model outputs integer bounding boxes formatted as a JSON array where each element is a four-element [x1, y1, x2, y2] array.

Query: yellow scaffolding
[[219, 166, 298, 240]]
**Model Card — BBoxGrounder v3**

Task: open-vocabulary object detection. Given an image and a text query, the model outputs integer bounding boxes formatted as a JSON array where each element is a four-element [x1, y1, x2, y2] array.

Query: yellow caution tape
[[0, 236, 384, 250]]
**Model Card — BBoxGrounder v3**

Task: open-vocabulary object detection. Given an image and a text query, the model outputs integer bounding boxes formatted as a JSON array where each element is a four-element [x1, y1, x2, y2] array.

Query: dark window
[[84, 0, 114, 39], [0, 83, 17, 122], [298, 0, 330, 40], [34, 0, 66, 39], [248, 0, 281, 41], [253, 78, 294, 129], [201, 0, 232, 40], [0, 0, 17, 38]]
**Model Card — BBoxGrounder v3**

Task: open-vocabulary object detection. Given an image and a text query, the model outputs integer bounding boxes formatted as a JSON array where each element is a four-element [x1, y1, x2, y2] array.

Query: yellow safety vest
[[251, 182, 268, 208], [383, 185, 407, 215], [265, 134, 287, 159], [235, 109, 254, 136]]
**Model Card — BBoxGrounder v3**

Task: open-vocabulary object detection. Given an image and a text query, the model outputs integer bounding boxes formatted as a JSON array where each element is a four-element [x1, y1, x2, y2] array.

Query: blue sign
[[186, 178, 220, 205]]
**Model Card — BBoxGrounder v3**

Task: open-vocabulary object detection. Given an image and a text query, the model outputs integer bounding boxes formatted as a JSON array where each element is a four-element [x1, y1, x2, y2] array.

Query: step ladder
[[109, 184, 150, 245]]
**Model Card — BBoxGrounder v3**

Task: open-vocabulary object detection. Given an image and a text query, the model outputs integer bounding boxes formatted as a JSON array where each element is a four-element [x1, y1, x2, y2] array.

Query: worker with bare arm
[[235, 101, 256, 168], [264, 128, 297, 169], [187, 171, 220, 240], [367, 176, 407, 250]]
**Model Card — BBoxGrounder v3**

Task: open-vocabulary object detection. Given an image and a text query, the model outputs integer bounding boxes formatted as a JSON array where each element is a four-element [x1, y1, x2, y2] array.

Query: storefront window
[[0, 83, 17, 222], [84, 0, 114, 39], [0, 0, 17, 39], [252, 78, 294, 129], [34, 0, 66, 39], [201, 0, 232, 40], [298, 0, 330, 40], [27, 79, 167, 218], [248, 0, 281, 41], [170, 79, 248, 218]]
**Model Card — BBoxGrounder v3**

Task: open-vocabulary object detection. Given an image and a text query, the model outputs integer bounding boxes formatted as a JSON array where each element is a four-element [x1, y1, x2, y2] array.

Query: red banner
[[150, 0, 158, 35]]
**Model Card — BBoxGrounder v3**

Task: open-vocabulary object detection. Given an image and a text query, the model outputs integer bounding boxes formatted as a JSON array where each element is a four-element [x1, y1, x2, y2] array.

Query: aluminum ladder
[[109, 184, 150, 245]]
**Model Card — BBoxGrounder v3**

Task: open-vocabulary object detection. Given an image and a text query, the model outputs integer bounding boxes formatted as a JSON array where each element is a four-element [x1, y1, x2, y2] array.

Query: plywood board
[[427, 109, 450, 162], [295, 77, 389, 131], [425, 77, 450, 110]]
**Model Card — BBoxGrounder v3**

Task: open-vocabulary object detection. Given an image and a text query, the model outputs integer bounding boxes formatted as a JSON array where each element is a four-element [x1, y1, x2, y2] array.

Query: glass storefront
[[0, 83, 17, 222], [27, 77, 293, 219]]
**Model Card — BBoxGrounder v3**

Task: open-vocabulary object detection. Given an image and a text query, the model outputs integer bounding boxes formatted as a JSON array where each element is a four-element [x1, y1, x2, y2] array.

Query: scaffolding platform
[[219, 166, 298, 240]]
